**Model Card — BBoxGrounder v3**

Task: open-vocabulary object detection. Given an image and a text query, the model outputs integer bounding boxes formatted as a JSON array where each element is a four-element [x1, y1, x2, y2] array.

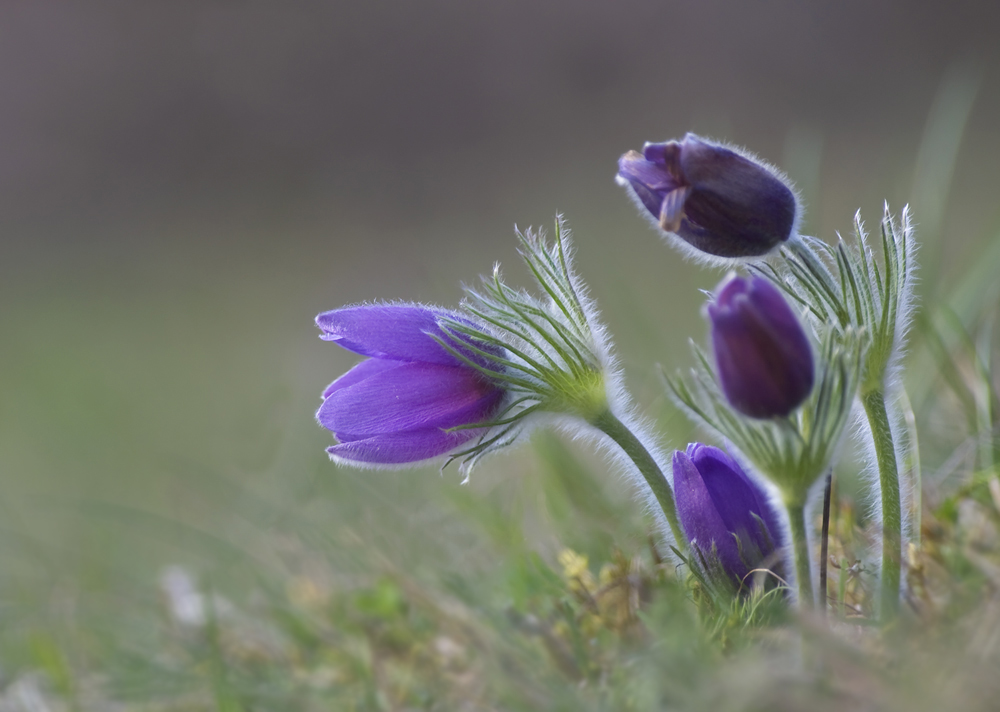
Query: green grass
[[1, 401, 999, 711]]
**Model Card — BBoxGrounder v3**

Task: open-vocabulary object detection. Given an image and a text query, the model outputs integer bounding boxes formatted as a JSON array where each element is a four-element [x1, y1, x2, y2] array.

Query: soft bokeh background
[[1, 0, 999, 694]]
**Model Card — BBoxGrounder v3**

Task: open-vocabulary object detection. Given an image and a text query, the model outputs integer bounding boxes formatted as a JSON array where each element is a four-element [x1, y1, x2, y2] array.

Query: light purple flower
[[316, 304, 506, 465], [616, 133, 798, 258], [674, 444, 784, 588], [708, 275, 814, 419]]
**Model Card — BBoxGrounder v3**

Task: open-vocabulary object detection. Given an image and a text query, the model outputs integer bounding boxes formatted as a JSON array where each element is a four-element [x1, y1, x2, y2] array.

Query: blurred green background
[[1, 0, 999, 697]]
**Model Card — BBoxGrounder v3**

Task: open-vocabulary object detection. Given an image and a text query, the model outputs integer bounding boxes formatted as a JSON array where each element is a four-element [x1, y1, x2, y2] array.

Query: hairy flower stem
[[591, 410, 687, 551], [862, 388, 902, 620], [786, 502, 814, 608]]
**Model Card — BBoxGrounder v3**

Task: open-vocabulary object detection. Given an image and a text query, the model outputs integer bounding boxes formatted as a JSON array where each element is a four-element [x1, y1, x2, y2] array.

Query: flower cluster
[[314, 130, 918, 618]]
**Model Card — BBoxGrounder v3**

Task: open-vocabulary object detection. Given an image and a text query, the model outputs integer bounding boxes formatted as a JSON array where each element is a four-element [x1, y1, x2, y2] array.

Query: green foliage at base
[[1, 424, 999, 711]]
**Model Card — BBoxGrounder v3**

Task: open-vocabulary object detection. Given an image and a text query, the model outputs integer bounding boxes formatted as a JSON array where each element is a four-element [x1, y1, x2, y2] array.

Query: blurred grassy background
[[1, 1, 1000, 707]]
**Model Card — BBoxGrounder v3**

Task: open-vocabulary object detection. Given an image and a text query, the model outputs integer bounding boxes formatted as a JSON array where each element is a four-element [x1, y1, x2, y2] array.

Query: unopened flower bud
[[708, 275, 814, 419], [674, 444, 784, 588], [616, 133, 798, 258]]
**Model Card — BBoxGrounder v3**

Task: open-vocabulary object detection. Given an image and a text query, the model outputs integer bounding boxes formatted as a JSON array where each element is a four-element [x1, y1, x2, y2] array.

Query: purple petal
[[746, 278, 811, 348], [327, 427, 483, 465], [642, 140, 680, 165], [710, 276, 814, 418], [317, 361, 503, 436], [617, 151, 680, 192], [676, 133, 798, 257], [711, 308, 792, 418], [673, 449, 747, 581], [678, 134, 760, 195], [322, 358, 404, 399], [686, 444, 783, 553], [620, 175, 665, 217], [316, 304, 494, 368], [708, 272, 750, 314]]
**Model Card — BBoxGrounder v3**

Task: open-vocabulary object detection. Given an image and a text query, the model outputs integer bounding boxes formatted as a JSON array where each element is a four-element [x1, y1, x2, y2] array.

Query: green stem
[[786, 501, 814, 608], [591, 410, 687, 551], [862, 388, 901, 620]]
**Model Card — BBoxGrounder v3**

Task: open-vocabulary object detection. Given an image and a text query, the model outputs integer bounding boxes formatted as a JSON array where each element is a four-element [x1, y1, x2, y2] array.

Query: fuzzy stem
[[591, 410, 687, 551], [862, 387, 902, 620], [786, 501, 814, 608]]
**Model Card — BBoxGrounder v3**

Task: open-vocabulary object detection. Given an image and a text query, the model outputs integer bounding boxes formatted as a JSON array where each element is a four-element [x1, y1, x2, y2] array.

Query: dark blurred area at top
[[2, 0, 999, 277]]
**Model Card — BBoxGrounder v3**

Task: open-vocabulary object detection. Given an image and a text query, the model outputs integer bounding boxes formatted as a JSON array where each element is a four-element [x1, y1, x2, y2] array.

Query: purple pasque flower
[[616, 133, 798, 258], [708, 275, 814, 419], [316, 304, 506, 466], [673, 443, 784, 588]]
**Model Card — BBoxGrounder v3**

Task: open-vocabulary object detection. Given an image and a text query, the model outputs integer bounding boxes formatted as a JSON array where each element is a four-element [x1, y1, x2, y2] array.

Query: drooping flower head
[[616, 133, 799, 259], [314, 220, 627, 478], [708, 274, 814, 419], [673, 444, 784, 589], [315, 219, 685, 554], [316, 304, 507, 467]]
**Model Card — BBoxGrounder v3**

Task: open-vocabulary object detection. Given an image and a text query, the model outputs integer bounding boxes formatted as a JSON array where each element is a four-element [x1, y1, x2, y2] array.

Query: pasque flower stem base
[[785, 500, 814, 608], [863, 387, 902, 620]]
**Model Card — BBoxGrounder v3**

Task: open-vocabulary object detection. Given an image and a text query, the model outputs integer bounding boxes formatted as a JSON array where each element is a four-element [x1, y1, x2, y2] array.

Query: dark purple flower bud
[[315, 304, 506, 465], [616, 133, 798, 258], [674, 444, 784, 587], [708, 275, 814, 419]]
